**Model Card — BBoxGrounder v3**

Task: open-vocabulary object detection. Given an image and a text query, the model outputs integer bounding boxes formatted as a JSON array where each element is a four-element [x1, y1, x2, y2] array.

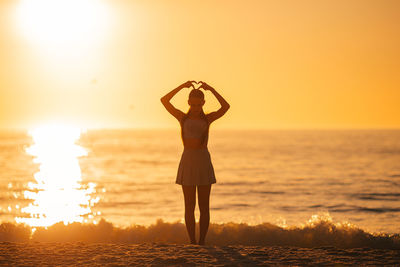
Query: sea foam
[[1, 215, 399, 249]]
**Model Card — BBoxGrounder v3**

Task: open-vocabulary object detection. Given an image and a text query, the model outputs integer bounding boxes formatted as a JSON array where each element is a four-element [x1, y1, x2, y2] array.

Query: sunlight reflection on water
[[15, 124, 99, 227]]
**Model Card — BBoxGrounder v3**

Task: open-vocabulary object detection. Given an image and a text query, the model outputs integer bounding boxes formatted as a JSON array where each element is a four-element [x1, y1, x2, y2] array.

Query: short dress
[[175, 118, 216, 186]]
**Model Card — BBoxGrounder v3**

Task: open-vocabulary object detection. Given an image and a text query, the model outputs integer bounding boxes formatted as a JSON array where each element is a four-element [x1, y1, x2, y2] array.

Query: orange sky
[[0, 0, 399, 130]]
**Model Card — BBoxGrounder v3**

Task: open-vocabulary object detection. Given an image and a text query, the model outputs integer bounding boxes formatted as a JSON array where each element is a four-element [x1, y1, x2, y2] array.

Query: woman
[[160, 80, 230, 245]]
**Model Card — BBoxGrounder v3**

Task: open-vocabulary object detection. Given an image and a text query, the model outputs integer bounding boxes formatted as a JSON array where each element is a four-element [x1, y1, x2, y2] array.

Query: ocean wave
[[326, 205, 400, 213], [1, 215, 399, 249], [353, 192, 400, 201]]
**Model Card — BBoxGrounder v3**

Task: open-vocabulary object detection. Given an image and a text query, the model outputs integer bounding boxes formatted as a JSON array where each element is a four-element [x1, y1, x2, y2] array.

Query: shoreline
[[2, 218, 399, 250]]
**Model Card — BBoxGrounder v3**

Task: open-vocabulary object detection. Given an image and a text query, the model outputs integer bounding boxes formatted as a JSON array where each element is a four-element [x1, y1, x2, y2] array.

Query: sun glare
[[16, 0, 111, 47], [15, 124, 99, 227]]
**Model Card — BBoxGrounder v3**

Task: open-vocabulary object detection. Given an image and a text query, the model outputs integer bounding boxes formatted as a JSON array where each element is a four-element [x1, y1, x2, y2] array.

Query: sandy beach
[[2, 241, 399, 266]]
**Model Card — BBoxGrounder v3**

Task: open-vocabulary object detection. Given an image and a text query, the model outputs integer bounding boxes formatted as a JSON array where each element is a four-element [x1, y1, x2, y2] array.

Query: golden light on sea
[[15, 124, 99, 227]]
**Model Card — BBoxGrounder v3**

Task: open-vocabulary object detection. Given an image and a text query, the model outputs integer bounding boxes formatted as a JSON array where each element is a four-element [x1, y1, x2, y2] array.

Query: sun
[[16, 0, 111, 48]]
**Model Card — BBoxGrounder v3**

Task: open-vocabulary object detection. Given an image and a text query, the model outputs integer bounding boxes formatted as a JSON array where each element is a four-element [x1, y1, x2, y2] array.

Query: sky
[[0, 0, 399, 130]]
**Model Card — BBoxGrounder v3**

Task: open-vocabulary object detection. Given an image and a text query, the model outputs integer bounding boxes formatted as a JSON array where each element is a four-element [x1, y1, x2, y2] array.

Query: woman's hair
[[180, 89, 209, 146], [188, 89, 205, 99]]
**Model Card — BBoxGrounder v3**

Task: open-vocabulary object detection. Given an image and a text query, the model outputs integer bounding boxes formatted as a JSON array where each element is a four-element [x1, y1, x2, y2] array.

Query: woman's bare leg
[[182, 185, 196, 244], [197, 184, 211, 245]]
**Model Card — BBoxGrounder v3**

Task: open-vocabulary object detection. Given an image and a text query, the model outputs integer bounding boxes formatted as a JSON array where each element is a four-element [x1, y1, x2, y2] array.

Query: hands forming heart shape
[[191, 81, 203, 90], [181, 80, 212, 91]]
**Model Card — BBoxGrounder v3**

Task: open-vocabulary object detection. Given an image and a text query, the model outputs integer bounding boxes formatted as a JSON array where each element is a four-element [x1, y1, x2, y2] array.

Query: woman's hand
[[179, 80, 196, 90], [199, 81, 214, 91]]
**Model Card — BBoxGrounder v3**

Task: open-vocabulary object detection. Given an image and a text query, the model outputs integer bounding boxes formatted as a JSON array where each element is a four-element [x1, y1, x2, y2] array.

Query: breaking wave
[[1, 215, 399, 249]]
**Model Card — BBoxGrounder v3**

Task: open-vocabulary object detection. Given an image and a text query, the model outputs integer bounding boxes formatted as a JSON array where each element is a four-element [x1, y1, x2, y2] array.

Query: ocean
[[1, 128, 400, 241]]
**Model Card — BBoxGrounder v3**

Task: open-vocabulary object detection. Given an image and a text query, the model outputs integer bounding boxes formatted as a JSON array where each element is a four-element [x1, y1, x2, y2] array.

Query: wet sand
[[2, 242, 399, 266]]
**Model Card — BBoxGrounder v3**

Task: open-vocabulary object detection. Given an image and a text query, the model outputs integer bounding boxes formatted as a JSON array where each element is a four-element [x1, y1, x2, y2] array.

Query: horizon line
[[1, 126, 400, 132]]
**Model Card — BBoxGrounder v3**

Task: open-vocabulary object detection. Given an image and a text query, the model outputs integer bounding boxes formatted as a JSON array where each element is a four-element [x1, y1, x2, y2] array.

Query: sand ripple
[[1, 242, 399, 266]]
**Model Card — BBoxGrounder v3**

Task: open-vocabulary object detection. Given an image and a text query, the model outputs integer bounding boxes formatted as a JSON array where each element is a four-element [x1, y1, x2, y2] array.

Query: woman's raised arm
[[200, 81, 230, 123], [161, 81, 194, 121]]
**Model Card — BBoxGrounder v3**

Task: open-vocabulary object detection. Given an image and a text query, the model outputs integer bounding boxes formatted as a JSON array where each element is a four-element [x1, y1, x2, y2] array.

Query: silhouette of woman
[[161, 81, 230, 245]]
